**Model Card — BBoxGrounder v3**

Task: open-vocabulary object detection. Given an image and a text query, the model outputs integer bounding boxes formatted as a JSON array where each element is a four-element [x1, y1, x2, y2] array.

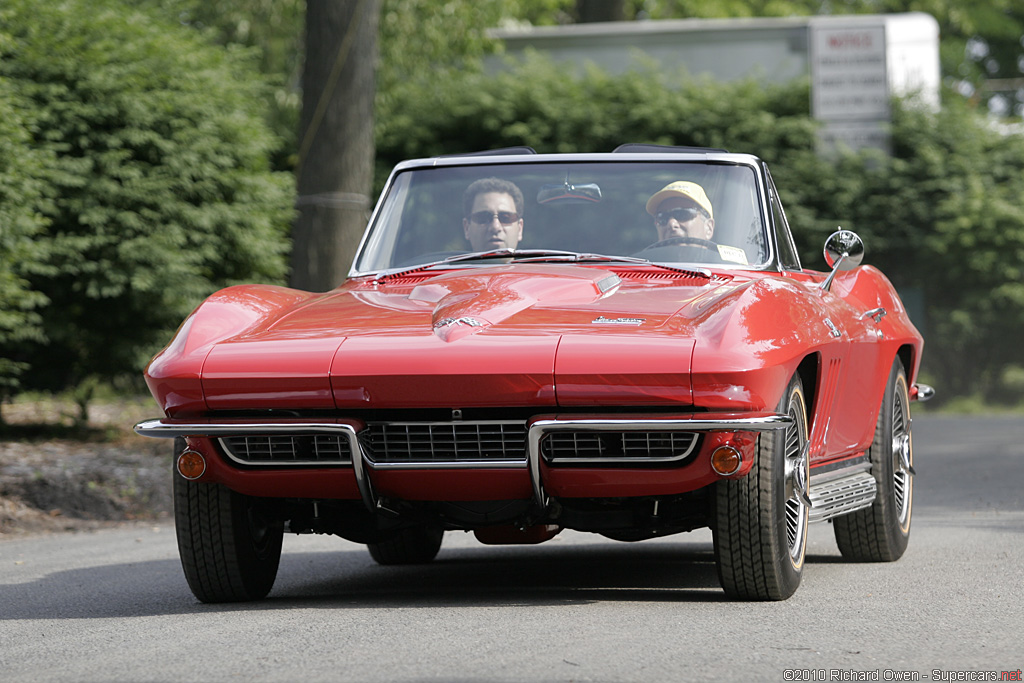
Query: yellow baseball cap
[[645, 181, 713, 220]]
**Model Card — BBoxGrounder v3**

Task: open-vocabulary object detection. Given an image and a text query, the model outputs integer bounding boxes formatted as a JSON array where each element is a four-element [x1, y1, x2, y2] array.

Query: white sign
[[811, 24, 889, 121]]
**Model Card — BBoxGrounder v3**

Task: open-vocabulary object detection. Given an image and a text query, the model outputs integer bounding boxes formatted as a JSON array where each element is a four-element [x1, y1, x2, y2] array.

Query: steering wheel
[[641, 236, 718, 251], [634, 235, 726, 264]]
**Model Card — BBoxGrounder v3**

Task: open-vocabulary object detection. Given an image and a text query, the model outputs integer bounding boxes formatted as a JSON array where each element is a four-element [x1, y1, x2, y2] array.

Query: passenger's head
[[646, 181, 715, 242], [462, 177, 525, 251]]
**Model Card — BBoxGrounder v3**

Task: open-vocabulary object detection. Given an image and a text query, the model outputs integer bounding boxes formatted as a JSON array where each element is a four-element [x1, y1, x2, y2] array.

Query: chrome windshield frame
[[349, 151, 779, 279]]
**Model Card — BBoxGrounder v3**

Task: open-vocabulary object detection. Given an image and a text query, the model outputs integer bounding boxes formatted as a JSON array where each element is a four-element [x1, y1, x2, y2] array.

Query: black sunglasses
[[655, 207, 706, 226], [469, 210, 520, 225]]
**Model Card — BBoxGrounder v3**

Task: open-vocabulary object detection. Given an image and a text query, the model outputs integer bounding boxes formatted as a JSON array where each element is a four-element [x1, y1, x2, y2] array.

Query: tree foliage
[[0, 76, 50, 403], [139, 0, 306, 169], [376, 53, 815, 177], [0, 0, 294, 396]]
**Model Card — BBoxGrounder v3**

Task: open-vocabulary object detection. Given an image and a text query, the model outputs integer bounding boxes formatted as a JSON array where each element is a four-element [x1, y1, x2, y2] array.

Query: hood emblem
[[434, 316, 485, 329], [592, 316, 645, 326]]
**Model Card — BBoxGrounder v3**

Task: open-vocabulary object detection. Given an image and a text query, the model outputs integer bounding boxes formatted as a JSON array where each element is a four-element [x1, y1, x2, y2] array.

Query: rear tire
[[713, 374, 810, 600], [368, 526, 444, 565], [173, 439, 283, 602], [833, 360, 913, 561]]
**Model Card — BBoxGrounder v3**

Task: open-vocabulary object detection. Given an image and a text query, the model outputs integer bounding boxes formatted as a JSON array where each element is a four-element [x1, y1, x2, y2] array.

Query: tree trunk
[[291, 0, 380, 292], [576, 0, 625, 23]]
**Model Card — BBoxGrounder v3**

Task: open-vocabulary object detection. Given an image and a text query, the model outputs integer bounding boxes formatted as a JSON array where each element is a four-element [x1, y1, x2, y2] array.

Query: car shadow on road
[[273, 541, 727, 608], [1, 540, 736, 620]]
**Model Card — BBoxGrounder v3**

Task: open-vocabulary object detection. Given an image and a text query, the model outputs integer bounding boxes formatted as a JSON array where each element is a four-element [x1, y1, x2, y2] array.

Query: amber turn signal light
[[176, 449, 207, 480], [710, 445, 742, 476]]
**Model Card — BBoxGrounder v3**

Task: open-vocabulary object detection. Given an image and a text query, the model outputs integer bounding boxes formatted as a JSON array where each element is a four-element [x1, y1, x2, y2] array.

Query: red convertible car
[[136, 145, 931, 602]]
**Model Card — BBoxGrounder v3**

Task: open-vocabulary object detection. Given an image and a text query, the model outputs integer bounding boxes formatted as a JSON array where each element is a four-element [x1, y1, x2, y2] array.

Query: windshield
[[354, 161, 769, 274]]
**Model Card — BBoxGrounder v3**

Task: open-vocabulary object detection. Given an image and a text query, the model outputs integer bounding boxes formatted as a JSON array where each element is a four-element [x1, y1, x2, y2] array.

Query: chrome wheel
[[891, 377, 913, 527], [783, 418, 810, 563]]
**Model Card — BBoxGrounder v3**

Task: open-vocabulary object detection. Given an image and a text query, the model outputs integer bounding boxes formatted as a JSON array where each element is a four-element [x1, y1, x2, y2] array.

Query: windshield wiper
[[372, 249, 569, 283], [511, 251, 712, 278], [511, 252, 647, 264], [373, 248, 710, 284], [450, 248, 575, 263]]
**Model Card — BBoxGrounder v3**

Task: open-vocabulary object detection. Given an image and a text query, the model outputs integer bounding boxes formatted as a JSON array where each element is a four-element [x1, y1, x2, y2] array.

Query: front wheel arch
[[795, 354, 819, 435]]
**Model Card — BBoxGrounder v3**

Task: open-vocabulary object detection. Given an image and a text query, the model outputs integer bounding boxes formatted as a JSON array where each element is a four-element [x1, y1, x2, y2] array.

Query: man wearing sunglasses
[[645, 180, 715, 243], [462, 177, 525, 252]]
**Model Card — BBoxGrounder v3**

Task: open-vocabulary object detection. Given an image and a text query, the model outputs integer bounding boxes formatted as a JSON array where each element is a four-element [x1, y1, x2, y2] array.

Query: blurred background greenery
[[1, 0, 1022, 421]]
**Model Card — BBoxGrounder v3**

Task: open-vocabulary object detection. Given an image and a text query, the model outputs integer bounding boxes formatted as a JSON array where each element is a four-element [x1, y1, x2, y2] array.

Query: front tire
[[173, 439, 283, 602], [833, 360, 913, 561], [713, 374, 810, 600]]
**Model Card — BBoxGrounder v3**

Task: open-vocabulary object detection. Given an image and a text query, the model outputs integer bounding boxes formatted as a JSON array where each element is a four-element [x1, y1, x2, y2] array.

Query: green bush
[[377, 58, 1024, 403], [376, 53, 817, 169], [0, 0, 294, 397], [0, 69, 50, 403]]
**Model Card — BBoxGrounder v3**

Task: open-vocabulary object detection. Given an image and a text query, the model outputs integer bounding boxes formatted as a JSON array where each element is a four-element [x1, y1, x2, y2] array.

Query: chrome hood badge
[[592, 316, 645, 326], [434, 317, 485, 329]]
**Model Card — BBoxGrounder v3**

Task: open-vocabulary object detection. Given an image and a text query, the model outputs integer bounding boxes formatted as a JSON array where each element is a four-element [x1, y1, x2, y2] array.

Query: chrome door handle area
[[861, 307, 886, 323]]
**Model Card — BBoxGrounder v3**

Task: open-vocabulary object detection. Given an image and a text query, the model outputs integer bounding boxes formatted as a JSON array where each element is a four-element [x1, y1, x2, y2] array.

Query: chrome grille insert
[[542, 431, 699, 464], [361, 421, 527, 466], [219, 435, 353, 466]]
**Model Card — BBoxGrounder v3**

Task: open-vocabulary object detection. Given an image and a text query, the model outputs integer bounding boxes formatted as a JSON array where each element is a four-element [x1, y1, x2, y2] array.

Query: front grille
[[542, 430, 699, 464], [361, 421, 527, 465], [219, 435, 353, 465]]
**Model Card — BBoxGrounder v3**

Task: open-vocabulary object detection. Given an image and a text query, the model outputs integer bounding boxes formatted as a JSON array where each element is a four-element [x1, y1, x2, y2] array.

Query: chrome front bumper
[[136, 412, 793, 512]]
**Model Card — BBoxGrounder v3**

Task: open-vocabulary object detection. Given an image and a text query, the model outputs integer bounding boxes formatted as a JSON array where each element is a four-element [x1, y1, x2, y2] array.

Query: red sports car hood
[[200, 265, 739, 410]]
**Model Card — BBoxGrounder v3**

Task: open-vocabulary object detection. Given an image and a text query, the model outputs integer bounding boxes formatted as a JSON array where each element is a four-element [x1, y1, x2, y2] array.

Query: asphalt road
[[2, 415, 1022, 682]]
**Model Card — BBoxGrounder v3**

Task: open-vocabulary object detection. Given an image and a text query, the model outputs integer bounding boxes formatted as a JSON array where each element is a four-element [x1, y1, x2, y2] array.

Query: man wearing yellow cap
[[645, 180, 715, 243]]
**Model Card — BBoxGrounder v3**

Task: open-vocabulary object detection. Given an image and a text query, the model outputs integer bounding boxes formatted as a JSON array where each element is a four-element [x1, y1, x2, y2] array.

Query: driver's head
[[646, 181, 714, 242], [463, 178, 524, 251]]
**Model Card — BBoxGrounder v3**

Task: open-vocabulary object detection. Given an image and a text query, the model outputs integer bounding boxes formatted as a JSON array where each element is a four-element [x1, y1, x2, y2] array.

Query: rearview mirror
[[537, 179, 602, 205], [820, 229, 864, 292], [823, 229, 864, 270]]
